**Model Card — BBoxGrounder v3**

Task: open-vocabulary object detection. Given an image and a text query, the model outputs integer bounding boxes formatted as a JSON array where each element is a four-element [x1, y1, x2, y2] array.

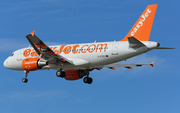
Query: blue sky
[[1, 0, 180, 113]]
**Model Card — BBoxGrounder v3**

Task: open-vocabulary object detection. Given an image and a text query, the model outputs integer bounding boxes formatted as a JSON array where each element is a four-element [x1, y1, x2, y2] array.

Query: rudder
[[121, 4, 158, 41]]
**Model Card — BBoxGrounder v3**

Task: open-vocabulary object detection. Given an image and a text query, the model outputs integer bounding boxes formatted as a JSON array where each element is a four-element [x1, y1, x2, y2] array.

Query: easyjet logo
[[23, 43, 108, 57], [131, 8, 152, 36], [24, 62, 34, 64]]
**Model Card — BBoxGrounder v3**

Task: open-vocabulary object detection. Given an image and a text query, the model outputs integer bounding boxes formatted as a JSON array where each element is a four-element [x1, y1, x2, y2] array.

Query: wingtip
[[150, 61, 155, 67], [30, 30, 36, 36]]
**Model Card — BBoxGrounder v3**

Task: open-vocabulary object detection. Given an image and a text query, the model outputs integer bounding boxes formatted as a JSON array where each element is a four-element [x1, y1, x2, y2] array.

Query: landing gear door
[[112, 42, 119, 55], [17, 51, 22, 61]]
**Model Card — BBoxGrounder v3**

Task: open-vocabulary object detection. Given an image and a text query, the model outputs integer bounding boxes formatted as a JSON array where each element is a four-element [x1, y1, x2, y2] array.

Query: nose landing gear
[[22, 71, 29, 83]]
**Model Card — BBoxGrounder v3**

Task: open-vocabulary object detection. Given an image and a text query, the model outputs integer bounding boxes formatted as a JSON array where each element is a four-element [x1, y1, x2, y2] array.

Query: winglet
[[150, 61, 155, 67], [30, 30, 36, 36]]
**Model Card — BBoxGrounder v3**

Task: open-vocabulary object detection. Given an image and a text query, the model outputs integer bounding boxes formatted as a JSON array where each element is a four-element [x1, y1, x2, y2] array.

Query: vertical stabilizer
[[121, 4, 158, 41]]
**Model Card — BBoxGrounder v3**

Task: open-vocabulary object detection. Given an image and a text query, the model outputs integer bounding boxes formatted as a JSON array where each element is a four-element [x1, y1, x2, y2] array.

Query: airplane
[[3, 4, 173, 84]]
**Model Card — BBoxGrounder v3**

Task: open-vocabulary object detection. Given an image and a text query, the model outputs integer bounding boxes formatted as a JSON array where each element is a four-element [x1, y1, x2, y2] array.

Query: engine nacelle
[[22, 58, 48, 71], [64, 70, 88, 80]]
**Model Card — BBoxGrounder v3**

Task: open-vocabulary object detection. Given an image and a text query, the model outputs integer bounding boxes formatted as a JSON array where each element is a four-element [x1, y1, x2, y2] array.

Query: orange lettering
[[72, 45, 80, 54], [96, 44, 107, 52], [23, 43, 108, 57], [58, 45, 66, 54], [52, 47, 57, 53], [64, 46, 72, 54], [31, 49, 38, 57], [81, 45, 88, 53], [88, 44, 96, 53], [23, 49, 31, 57]]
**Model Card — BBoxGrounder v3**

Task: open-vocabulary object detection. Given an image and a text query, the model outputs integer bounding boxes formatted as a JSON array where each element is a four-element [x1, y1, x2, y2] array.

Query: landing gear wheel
[[83, 77, 93, 84], [22, 71, 29, 83], [22, 78, 28, 83], [56, 70, 61, 77], [56, 70, 66, 78], [87, 77, 93, 84], [83, 77, 88, 83]]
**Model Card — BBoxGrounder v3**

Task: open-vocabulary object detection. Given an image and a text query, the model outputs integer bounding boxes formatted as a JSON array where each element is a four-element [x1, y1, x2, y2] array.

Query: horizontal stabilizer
[[128, 37, 146, 48], [155, 47, 175, 49]]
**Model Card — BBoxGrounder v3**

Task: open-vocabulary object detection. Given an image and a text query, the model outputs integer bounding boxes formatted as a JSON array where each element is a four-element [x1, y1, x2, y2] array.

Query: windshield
[[10, 53, 14, 57]]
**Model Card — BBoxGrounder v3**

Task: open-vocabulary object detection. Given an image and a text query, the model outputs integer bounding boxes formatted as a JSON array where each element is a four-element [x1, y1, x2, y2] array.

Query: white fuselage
[[3, 41, 159, 71]]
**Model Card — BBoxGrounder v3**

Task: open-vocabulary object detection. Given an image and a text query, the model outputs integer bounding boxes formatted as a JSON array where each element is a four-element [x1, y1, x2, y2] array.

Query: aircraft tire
[[22, 78, 28, 83], [56, 70, 66, 78], [87, 77, 93, 84], [83, 77, 93, 84]]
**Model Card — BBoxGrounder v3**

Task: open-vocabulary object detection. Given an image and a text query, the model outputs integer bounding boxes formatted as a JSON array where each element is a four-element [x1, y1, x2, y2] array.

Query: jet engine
[[64, 70, 88, 80], [22, 58, 48, 71]]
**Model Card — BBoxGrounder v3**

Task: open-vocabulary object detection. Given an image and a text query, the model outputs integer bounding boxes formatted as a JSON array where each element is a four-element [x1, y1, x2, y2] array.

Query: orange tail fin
[[121, 4, 158, 41]]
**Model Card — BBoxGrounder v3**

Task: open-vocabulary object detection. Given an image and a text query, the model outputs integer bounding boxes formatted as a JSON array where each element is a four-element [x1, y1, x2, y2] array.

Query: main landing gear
[[83, 76, 93, 84], [79, 70, 93, 84], [22, 71, 29, 83], [56, 69, 66, 78]]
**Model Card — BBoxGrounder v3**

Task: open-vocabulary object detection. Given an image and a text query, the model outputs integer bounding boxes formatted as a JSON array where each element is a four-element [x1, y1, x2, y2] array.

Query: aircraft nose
[[3, 58, 13, 69], [3, 59, 8, 68]]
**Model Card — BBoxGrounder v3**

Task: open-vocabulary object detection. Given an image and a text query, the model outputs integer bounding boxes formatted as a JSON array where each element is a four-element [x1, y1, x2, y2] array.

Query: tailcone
[[157, 43, 160, 47], [143, 41, 159, 49]]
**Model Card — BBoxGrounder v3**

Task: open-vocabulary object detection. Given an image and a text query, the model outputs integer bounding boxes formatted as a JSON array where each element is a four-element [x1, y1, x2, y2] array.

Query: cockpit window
[[10, 53, 14, 57]]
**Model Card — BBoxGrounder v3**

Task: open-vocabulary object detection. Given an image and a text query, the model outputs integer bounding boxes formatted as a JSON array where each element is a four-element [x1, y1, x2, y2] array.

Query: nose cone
[[3, 58, 9, 68], [3, 56, 23, 70], [3, 58, 14, 69]]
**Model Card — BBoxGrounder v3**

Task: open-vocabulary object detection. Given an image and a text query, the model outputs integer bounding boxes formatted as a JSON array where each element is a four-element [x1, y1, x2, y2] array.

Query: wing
[[26, 30, 73, 64], [94, 61, 155, 70]]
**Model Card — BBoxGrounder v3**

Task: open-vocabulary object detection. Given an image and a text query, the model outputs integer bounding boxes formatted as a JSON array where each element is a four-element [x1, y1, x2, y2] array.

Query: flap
[[67, 58, 90, 66]]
